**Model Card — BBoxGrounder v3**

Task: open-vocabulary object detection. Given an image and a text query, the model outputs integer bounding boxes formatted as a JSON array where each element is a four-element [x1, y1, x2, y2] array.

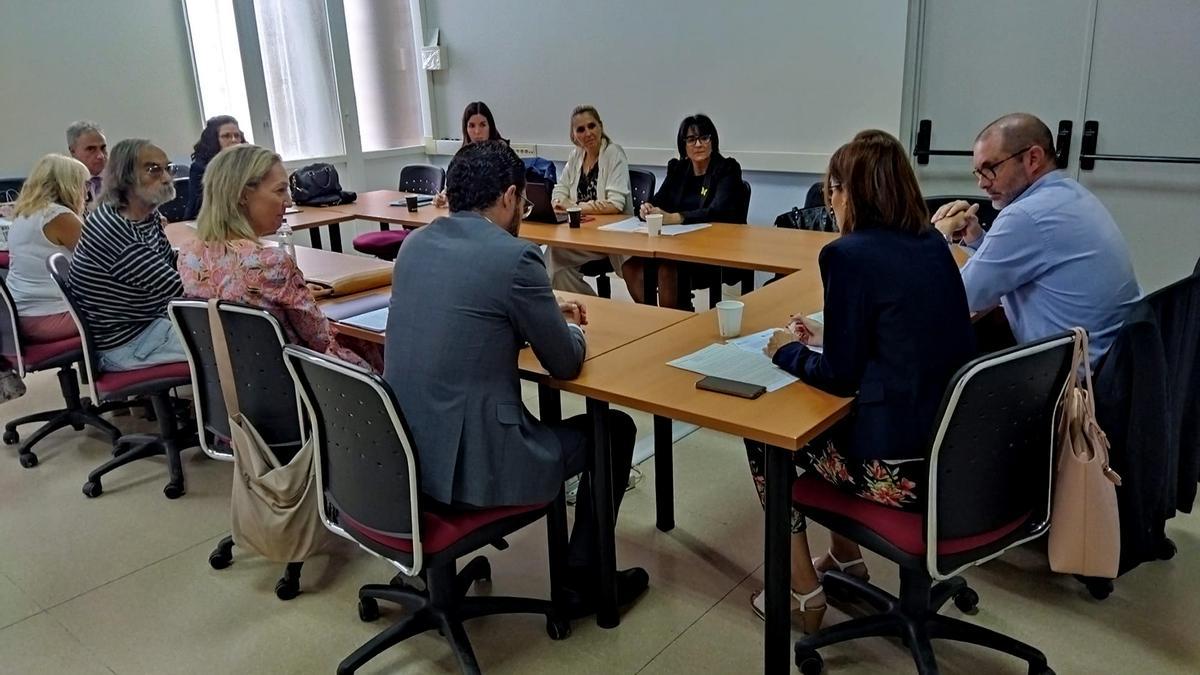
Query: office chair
[[683, 180, 753, 310], [1, 274, 125, 467], [352, 165, 447, 260], [0, 177, 25, 202], [158, 177, 190, 223], [283, 345, 571, 674], [581, 169, 658, 298], [168, 300, 308, 599], [47, 253, 196, 498], [792, 332, 1076, 675]]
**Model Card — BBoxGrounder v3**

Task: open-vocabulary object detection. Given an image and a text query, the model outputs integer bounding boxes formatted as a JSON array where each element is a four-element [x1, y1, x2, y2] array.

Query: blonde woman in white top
[[546, 105, 633, 295], [6, 154, 88, 342]]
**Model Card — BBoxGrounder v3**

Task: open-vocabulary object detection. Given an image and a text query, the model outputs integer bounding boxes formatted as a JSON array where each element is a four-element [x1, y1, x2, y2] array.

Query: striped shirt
[[70, 203, 183, 350]]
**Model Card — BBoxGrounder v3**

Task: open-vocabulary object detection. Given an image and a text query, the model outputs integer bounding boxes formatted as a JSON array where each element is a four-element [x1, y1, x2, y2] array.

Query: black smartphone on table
[[696, 375, 766, 399]]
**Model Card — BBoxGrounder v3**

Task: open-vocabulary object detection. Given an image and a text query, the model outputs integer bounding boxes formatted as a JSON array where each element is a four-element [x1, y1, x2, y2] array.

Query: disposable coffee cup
[[645, 213, 663, 236], [405, 195, 419, 212], [567, 206, 582, 228], [716, 300, 745, 338]]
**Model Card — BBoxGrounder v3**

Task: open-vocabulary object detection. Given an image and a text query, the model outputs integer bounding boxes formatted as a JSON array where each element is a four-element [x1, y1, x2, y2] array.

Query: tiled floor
[[3, 338, 1199, 673]]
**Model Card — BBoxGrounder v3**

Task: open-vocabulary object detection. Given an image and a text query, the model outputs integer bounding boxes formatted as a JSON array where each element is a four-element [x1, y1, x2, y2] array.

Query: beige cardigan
[[551, 139, 632, 215]]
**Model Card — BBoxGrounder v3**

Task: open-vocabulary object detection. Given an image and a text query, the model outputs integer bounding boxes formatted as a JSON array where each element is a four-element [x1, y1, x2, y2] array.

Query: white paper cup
[[716, 300, 745, 338], [645, 213, 663, 236]]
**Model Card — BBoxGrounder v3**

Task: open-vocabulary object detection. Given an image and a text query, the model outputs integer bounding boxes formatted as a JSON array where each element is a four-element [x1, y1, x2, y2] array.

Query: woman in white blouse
[[6, 154, 88, 342], [546, 105, 633, 295]]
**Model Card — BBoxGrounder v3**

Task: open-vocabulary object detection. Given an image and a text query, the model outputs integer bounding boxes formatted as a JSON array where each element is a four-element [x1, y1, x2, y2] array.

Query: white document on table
[[667, 343, 798, 392], [728, 327, 824, 355], [341, 307, 389, 332], [598, 218, 712, 237]]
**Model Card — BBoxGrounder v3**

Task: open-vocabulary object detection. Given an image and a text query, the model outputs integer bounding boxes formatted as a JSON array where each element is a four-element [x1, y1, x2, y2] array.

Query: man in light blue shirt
[[933, 113, 1141, 367]]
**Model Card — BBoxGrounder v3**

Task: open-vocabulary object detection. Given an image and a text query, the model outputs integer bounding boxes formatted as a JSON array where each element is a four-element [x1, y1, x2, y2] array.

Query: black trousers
[[552, 412, 636, 571]]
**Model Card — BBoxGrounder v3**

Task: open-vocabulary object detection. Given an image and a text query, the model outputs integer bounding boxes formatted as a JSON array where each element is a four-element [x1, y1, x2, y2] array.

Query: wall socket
[[509, 143, 537, 158]]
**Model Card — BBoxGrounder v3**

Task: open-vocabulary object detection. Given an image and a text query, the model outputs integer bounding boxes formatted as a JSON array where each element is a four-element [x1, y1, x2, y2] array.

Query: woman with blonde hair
[[6, 154, 89, 341], [546, 104, 632, 295], [176, 144, 382, 371]]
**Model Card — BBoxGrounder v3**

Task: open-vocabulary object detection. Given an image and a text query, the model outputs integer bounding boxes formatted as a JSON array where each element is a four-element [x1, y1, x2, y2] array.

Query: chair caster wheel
[[275, 577, 300, 600], [163, 482, 185, 500], [209, 550, 233, 570], [1158, 537, 1177, 560], [19, 452, 38, 468], [82, 480, 102, 498], [1029, 664, 1055, 675], [795, 648, 824, 675], [1085, 579, 1112, 600], [3, 429, 19, 445], [545, 617, 571, 640], [477, 558, 491, 583], [953, 587, 980, 613], [358, 597, 380, 622]]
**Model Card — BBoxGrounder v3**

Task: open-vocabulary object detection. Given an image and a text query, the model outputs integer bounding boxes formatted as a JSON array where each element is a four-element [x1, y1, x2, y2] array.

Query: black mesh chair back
[[925, 195, 1000, 232], [283, 345, 421, 559], [167, 300, 232, 459], [157, 177, 190, 223], [0, 276, 23, 374], [737, 180, 752, 223], [629, 169, 656, 214], [0, 177, 25, 202], [803, 182, 825, 209], [926, 331, 1076, 577], [46, 253, 103, 396], [398, 164, 446, 196], [213, 303, 304, 456]]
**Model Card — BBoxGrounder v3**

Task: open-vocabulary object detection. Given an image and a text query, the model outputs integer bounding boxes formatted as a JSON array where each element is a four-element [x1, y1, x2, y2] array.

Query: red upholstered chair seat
[[15, 336, 83, 370], [352, 230, 410, 260], [0, 250, 10, 268], [792, 475, 1028, 557], [95, 362, 192, 398], [341, 502, 546, 555]]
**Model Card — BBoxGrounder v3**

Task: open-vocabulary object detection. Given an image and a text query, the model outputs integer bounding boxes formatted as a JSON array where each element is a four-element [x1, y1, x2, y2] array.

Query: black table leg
[[329, 223, 343, 252], [764, 444, 793, 674], [654, 415, 674, 532], [709, 272, 722, 309], [308, 228, 323, 250], [537, 383, 561, 424], [642, 258, 658, 306], [586, 397, 619, 628]]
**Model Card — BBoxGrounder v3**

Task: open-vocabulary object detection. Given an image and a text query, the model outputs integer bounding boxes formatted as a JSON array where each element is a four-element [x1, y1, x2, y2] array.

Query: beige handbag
[[1048, 328, 1123, 578], [208, 300, 326, 563]]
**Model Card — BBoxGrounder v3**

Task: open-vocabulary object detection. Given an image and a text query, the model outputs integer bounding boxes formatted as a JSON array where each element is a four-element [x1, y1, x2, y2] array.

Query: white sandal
[[812, 550, 870, 582], [750, 584, 827, 635]]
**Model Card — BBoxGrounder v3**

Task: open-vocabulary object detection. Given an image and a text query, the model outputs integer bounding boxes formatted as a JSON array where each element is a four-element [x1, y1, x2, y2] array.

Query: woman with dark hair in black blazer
[[745, 130, 976, 633], [622, 113, 747, 306], [432, 102, 508, 208], [184, 115, 244, 219]]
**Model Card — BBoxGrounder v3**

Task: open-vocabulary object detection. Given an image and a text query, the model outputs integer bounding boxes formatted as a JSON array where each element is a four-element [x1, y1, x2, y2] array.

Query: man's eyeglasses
[[684, 134, 712, 146], [521, 193, 534, 219], [144, 163, 178, 178], [972, 146, 1032, 182]]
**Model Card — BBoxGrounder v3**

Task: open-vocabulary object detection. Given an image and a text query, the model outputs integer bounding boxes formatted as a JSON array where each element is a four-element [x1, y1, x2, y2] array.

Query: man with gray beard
[[69, 139, 186, 370]]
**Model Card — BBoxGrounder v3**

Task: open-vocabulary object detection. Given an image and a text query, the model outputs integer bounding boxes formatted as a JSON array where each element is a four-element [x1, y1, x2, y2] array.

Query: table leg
[[380, 222, 390, 231], [709, 273, 722, 309], [329, 223, 343, 252], [586, 397, 619, 628], [308, 228, 324, 250], [764, 444, 794, 674], [642, 258, 658, 306], [653, 415, 674, 532], [537, 382, 561, 424]]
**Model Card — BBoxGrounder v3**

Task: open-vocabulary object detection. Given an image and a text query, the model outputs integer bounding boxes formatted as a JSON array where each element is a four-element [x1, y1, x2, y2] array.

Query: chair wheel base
[[1085, 579, 1113, 600], [795, 647, 824, 675], [275, 577, 300, 600], [19, 452, 38, 468], [82, 480, 102, 498], [546, 617, 571, 640], [163, 482, 185, 500], [1030, 665, 1055, 675], [209, 551, 233, 570], [358, 597, 380, 622], [953, 587, 980, 613], [3, 429, 18, 445], [1158, 537, 1177, 560]]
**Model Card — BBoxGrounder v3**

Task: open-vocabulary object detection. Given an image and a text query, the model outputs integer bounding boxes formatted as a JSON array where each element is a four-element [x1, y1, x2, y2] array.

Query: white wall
[[0, 0, 202, 177]]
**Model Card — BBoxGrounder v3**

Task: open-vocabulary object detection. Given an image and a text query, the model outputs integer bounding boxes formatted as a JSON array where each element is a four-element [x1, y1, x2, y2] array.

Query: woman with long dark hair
[[432, 102, 507, 207], [184, 115, 244, 219]]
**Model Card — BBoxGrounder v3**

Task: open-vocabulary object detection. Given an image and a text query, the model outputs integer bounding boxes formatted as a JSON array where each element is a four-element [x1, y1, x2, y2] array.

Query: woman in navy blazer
[[746, 131, 976, 632]]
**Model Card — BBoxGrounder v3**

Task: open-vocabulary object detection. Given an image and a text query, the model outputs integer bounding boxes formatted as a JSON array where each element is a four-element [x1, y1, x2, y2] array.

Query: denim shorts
[[98, 317, 188, 372]]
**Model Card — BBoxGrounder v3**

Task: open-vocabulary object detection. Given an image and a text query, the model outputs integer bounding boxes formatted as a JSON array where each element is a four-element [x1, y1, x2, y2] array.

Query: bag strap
[[207, 299, 241, 418]]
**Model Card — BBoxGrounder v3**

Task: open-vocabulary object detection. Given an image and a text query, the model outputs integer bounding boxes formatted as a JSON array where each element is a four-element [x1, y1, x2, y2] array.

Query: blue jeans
[[99, 318, 187, 372]]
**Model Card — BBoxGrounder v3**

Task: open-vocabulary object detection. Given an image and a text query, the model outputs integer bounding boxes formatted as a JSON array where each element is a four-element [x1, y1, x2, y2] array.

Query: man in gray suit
[[384, 141, 647, 614]]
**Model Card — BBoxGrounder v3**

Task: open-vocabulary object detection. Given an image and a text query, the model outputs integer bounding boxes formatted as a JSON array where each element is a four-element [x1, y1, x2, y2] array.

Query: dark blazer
[[383, 212, 586, 507], [652, 155, 746, 224], [184, 158, 209, 220], [773, 227, 976, 461]]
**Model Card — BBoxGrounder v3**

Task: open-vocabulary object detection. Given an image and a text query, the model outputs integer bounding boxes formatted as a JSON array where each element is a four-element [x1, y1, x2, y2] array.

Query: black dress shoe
[[563, 567, 650, 619]]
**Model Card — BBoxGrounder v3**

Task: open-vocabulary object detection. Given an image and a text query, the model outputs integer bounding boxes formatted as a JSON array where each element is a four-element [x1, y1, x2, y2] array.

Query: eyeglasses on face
[[684, 134, 712, 146], [972, 146, 1033, 182], [144, 163, 178, 178], [521, 193, 534, 219], [574, 121, 598, 135]]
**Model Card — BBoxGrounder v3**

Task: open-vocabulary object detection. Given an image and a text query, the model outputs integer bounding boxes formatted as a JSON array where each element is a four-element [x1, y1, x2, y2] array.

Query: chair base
[[4, 367, 131, 467], [796, 568, 1052, 675], [82, 393, 197, 500], [338, 557, 569, 675], [208, 535, 306, 600]]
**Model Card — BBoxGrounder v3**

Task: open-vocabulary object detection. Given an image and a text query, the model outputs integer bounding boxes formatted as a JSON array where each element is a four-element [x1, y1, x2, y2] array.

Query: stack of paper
[[598, 217, 711, 236], [667, 343, 798, 392], [727, 327, 824, 356], [340, 307, 389, 332]]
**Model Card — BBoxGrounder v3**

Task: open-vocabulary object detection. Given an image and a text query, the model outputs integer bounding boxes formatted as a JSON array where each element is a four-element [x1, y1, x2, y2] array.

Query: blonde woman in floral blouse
[[177, 144, 383, 372]]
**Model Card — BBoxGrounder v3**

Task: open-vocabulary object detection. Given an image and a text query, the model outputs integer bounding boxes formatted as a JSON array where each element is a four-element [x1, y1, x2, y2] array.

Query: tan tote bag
[[208, 300, 325, 563], [1048, 328, 1123, 578]]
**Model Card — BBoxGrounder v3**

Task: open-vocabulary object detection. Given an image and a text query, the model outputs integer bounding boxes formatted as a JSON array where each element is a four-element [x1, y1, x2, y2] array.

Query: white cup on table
[[716, 300, 744, 338], [645, 213, 663, 236]]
